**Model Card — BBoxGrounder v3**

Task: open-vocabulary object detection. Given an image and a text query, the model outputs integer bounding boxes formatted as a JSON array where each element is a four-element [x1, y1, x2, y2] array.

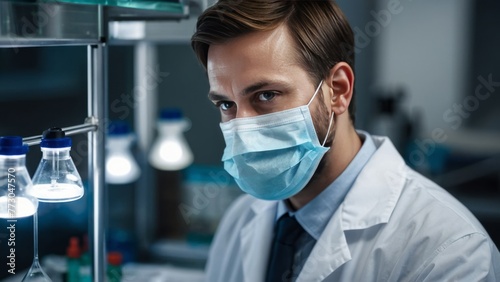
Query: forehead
[[206, 25, 303, 93]]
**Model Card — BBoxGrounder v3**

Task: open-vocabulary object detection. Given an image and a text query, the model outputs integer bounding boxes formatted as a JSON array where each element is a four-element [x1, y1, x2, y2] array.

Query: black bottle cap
[[42, 127, 66, 139]]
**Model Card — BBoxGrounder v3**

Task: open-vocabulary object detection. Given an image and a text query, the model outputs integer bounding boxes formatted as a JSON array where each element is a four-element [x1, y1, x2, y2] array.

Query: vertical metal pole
[[134, 42, 158, 258], [88, 42, 107, 281]]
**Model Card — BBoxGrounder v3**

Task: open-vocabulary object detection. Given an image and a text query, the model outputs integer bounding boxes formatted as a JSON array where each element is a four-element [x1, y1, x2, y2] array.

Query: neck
[[288, 121, 362, 210]]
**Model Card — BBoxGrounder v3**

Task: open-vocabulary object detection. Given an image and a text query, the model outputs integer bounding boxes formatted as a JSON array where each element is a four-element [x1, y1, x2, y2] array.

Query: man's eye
[[258, 91, 276, 102], [217, 101, 234, 111]]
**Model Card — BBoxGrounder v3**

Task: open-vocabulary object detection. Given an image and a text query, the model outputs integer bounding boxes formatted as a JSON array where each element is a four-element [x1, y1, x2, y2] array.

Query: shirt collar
[[276, 130, 377, 240]]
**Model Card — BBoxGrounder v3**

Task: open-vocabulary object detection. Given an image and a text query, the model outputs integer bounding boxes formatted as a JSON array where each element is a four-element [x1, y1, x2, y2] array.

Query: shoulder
[[344, 164, 500, 279], [389, 168, 500, 275], [397, 168, 487, 234]]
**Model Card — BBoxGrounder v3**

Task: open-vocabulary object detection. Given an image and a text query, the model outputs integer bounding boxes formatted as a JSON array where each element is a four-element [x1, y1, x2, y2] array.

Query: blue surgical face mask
[[220, 80, 333, 200]]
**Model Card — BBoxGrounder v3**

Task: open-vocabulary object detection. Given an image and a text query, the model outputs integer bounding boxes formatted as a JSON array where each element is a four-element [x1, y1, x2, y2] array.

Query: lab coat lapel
[[296, 136, 407, 282], [240, 199, 277, 282], [341, 136, 407, 230], [296, 209, 352, 282]]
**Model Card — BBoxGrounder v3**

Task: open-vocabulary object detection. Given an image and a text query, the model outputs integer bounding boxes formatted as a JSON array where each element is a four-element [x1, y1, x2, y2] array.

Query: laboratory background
[[0, 0, 499, 281]]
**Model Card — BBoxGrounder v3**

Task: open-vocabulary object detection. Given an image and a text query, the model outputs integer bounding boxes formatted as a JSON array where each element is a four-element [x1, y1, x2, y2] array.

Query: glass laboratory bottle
[[0, 136, 38, 218], [79, 235, 92, 282], [66, 237, 81, 282], [31, 128, 84, 202], [106, 121, 141, 184], [149, 108, 193, 171], [107, 252, 123, 282]]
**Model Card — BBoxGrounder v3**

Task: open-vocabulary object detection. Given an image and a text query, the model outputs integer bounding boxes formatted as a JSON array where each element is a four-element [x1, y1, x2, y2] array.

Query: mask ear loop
[[322, 111, 334, 147], [307, 80, 324, 106], [306, 80, 333, 147]]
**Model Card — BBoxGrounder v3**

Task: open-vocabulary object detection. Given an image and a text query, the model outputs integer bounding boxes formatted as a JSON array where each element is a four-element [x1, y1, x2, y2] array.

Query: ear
[[324, 62, 354, 116]]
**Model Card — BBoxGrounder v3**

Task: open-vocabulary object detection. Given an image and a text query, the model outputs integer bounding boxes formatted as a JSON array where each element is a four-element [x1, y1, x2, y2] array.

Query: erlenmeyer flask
[[105, 121, 141, 184], [0, 136, 38, 218], [31, 128, 84, 202], [149, 108, 193, 171]]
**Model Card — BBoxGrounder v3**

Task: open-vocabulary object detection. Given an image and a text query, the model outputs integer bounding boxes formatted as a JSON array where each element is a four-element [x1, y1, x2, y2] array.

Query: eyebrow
[[208, 80, 284, 101], [242, 81, 272, 96], [207, 91, 227, 102]]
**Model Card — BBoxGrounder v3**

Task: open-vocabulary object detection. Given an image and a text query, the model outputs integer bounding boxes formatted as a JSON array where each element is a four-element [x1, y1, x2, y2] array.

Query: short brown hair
[[191, 0, 356, 123]]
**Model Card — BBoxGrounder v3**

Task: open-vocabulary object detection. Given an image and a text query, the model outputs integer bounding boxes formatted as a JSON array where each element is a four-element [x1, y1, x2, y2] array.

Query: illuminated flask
[[149, 108, 193, 171], [105, 121, 141, 184], [31, 128, 84, 202], [0, 136, 38, 218]]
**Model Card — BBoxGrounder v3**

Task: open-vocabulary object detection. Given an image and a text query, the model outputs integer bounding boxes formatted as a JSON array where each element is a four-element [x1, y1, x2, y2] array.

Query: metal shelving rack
[[1, 0, 201, 280], [1, 1, 107, 279]]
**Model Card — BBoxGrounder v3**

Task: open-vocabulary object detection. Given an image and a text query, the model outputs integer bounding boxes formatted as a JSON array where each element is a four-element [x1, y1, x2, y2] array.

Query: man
[[191, 1, 500, 281]]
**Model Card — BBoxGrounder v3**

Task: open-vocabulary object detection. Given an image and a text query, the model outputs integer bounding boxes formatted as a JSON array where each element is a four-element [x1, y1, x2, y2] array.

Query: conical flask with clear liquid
[[31, 128, 84, 202], [0, 136, 38, 218]]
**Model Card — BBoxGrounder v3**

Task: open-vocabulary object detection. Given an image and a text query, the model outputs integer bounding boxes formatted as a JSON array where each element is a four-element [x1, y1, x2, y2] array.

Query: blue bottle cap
[[108, 121, 131, 136], [0, 136, 29, 155], [160, 108, 183, 121], [40, 128, 72, 148]]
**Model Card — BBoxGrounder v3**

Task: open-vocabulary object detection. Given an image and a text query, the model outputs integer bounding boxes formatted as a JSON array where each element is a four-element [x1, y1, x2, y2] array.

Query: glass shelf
[[53, 0, 184, 12], [106, 4, 188, 21], [107, 0, 199, 43], [108, 17, 196, 44], [0, 0, 189, 48], [53, 0, 188, 20], [0, 0, 100, 47]]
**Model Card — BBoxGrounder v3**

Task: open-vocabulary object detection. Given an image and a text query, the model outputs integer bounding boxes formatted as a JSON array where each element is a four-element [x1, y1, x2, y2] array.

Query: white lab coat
[[203, 136, 500, 282]]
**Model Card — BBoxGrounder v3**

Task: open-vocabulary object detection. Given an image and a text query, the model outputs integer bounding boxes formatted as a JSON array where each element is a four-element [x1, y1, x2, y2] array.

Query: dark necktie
[[265, 214, 305, 282]]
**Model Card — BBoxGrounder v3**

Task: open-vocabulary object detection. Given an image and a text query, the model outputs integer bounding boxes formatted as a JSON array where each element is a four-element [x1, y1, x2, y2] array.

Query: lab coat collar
[[297, 136, 407, 281]]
